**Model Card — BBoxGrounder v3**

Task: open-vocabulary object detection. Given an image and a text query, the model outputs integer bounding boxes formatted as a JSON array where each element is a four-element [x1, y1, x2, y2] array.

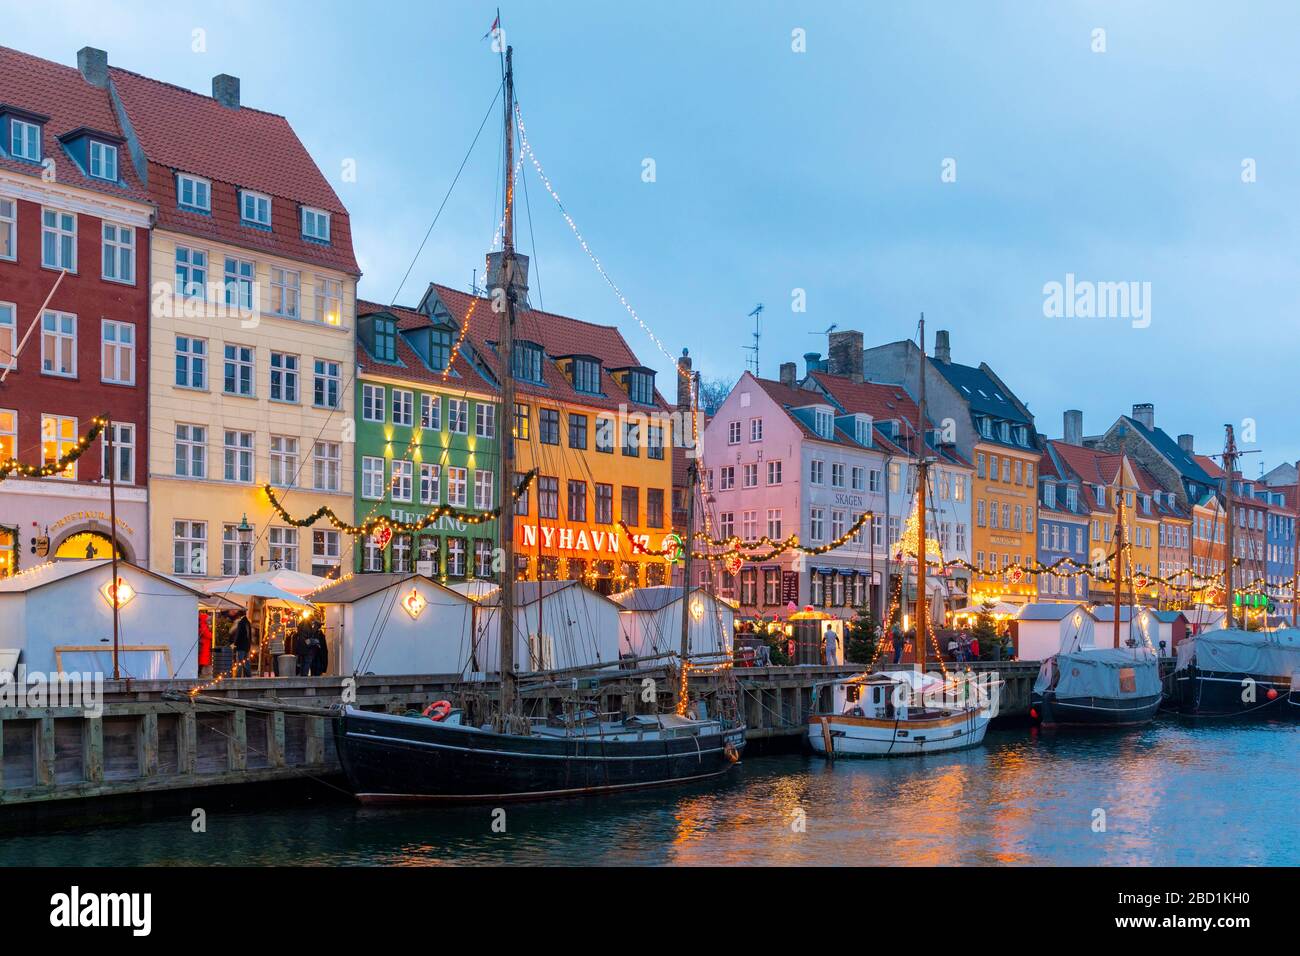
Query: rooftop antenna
[[809, 323, 838, 355], [742, 303, 764, 375]]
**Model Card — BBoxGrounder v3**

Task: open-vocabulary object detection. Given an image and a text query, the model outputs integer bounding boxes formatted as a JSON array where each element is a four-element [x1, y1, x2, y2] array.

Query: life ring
[[422, 700, 452, 722], [724, 742, 741, 763]]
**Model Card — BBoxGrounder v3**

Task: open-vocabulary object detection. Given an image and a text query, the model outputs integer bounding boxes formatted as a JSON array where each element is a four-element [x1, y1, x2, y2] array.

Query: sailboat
[[1030, 439, 1162, 728], [807, 317, 993, 758], [333, 46, 746, 802]]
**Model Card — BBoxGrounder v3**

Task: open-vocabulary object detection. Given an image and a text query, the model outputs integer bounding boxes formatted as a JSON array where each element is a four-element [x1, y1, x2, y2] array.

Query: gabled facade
[[92, 52, 361, 582], [0, 46, 155, 570], [1035, 443, 1090, 603]]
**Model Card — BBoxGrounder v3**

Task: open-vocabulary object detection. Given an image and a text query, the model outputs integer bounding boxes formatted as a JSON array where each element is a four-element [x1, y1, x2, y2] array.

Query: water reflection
[[1, 721, 1295, 866]]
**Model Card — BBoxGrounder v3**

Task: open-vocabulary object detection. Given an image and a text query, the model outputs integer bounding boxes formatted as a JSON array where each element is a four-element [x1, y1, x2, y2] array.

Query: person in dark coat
[[231, 610, 252, 677], [297, 616, 328, 676]]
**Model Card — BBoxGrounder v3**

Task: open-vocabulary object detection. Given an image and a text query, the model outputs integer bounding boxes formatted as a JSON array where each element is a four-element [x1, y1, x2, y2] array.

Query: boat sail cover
[[1034, 647, 1161, 699], [1174, 628, 1300, 677]]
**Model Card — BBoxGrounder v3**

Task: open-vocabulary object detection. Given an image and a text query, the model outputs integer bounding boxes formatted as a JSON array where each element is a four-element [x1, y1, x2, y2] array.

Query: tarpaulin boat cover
[[1034, 647, 1161, 699], [1174, 628, 1300, 678]]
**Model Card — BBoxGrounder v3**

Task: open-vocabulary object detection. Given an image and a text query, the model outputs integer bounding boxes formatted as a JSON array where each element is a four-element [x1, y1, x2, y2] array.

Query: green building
[[353, 301, 501, 579]]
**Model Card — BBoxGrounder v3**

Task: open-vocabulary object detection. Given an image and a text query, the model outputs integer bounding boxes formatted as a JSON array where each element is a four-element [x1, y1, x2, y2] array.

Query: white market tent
[[311, 573, 477, 676], [205, 568, 328, 598], [610, 586, 736, 659], [1013, 602, 1096, 661], [470, 581, 623, 674], [0, 560, 203, 678]]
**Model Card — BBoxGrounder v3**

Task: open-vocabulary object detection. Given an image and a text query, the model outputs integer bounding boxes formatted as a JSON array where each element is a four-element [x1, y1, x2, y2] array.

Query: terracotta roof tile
[[355, 299, 495, 393]]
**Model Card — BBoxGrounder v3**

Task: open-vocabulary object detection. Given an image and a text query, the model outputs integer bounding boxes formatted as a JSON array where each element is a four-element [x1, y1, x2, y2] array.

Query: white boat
[[807, 670, 993, 758]]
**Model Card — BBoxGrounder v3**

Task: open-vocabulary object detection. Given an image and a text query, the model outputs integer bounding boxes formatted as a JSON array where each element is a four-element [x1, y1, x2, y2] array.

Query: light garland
[[3, 415, 107, 480], [619, 512, 872, 563]]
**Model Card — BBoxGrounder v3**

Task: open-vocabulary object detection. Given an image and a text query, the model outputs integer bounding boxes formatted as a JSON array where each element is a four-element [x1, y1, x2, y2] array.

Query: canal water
[[2, 720, 1295, 866]]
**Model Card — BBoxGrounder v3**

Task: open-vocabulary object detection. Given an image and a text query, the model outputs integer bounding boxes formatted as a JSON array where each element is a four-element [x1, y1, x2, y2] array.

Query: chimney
[[485, 250, 529, 302], [827, 330, 864, 381], [1132, 402, 1154, 429], [77, 47, 108, 88], [212, 73, 241, 109], [676, 348, 693, 410], [779, 361, 797, 388], [934, 329, 952, 364], [1063, 409, 1083, 446], [803, 352, 824, 377], [1178, 434, 1194, 455]]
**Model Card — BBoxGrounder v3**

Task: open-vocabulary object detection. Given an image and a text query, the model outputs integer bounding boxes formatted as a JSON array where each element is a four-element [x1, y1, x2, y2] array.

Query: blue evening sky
[[10, 0, 1299, 471]]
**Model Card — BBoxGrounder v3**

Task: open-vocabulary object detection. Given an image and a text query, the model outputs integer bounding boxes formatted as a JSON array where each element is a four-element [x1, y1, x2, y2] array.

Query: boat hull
[[334, 708, 746, 803], [806, 709, 990, 758], [1031, 691, 1161, 728], [1172, 668, 1299, 719]]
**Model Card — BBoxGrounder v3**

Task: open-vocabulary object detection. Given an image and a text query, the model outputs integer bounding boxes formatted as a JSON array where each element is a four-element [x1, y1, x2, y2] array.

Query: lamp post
[[237, 513, 252, 576]]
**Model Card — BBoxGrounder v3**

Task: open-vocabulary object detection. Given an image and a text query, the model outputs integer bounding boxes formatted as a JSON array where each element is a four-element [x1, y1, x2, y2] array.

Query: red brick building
[[0, 46, 154, 569]]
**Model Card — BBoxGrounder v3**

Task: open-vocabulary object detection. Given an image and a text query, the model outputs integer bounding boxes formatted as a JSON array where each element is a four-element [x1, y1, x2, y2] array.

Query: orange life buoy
[[422, 700, 452, 722]]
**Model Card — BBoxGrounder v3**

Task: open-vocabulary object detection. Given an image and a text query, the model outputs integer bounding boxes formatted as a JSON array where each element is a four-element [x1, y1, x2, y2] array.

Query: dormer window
[[512, 341, 544, 383], [814, 408, 834, 440], [1015, 425, 1028, 445], [373, 317, 396, 362], [999, 421, 1011, 442], [1066, 486, 1078, 510], [88, 141, 118, 182], [10, 118, 40, 162], [240, 189, 271, 228], [430, 327, 452, 372], [978, 417, 993, 439], [1094, 484, 1106, 506], [177, 173, 211, 212], [301, 207, 330, 243], [628, 369, 655, 405], [854, 414, 872, 447], [573, 357, 601, 394]]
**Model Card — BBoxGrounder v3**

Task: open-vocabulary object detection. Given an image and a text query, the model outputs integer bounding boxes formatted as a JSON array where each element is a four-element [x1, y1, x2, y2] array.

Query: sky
[[8, 0, 1300, 473]]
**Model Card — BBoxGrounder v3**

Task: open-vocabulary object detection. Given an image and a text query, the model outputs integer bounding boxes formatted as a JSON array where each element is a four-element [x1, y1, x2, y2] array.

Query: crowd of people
[[197, 608, 329, 678]]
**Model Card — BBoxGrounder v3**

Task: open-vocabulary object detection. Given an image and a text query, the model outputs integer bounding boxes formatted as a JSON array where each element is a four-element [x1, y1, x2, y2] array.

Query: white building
[[1013, 602, 1096, 661]]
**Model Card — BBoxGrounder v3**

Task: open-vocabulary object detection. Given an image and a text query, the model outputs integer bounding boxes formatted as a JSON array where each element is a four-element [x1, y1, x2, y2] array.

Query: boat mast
[[676, 370, 698, 714], [496, 46, 519, 719], [914, 315, 927, 672], [1112, 462, 1125, 649], [107, 415, 120, 680], [1222, 424, 1238, 629]]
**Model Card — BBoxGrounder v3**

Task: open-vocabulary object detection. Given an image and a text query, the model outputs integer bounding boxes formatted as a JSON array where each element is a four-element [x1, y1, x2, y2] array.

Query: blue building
[[1257, 489, 1295, 620], [1036, 444, 1091, 602]]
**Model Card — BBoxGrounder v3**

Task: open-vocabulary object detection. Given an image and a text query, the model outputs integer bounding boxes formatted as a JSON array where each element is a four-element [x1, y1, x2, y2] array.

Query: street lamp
[[237, 513, 252, 575]]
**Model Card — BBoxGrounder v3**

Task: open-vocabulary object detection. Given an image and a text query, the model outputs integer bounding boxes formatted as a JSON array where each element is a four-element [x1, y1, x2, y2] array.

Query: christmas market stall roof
[[610, 586, 736, 658], [470, 581, 625, 674], [1012, 602, 1096, 660], [0, 560, 206, 678]]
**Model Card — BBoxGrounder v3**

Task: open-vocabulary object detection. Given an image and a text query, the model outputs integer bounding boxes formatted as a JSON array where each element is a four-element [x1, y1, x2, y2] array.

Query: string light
[[618, 512, 872, 563], [3, 415, 108, 480]]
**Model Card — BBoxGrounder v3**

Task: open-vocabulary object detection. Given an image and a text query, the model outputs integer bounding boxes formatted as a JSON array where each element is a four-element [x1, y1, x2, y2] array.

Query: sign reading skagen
[[833, 493, 865, 508]]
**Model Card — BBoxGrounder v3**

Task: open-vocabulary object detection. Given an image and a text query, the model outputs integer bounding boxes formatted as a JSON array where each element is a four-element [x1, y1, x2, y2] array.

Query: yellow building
[[970, 440, 1041, 605], [414, 277, 677, 593], [107, 68, 360, 580]]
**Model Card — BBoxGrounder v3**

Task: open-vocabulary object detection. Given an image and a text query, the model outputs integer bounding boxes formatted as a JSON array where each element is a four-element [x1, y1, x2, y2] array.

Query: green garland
[[0, 416, 107, 481]]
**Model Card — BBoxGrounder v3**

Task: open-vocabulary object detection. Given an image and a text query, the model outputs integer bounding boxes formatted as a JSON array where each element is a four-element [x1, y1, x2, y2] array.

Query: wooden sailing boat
[[333, 47, 746, 801], [806, 317, 993, 758]]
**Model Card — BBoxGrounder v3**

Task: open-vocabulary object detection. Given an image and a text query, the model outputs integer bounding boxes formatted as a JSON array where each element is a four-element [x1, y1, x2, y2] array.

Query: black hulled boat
[[1031, 647, 1163, 727], [1171, 627, 1300, 719]]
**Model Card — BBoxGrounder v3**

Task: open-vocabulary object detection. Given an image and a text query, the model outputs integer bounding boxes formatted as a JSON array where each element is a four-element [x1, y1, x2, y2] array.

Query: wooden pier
[[0, 662, 1044, 809]]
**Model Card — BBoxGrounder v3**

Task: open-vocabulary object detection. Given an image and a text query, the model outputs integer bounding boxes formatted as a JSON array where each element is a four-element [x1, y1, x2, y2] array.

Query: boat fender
[[1267, 688, 1279, 700], [1029, 707, 1039, 721], [422, 700, 453, 722]]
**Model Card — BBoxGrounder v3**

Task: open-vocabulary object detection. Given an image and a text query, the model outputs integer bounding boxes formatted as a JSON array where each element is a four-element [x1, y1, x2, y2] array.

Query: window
[[647, 425, 665, 460], [301, 207, 331, 242], [740, 568, 758, 606], [512, 342, 544, 383], [224, 430, 254, 483], [391, 460, 413, 502], [173, 521, 206, 575], [621, 486, 640, 525], [223, 524, 253, 576], [647, 489, 665, 529], [750, 418, 763, 442], [271, 268, 300, 318], [0, 197, 14, 260], [719, 466, 735, 491], [510, 402, 530, 440], [240, 189, 271, 227], [11, 118, 40, 161], [313, 441, 341, 491], [810, 507, 825, 542], [362, 535, 384, 572], [428, 326, 451, 370], [573, 358, 600, 394], [0, 409, 18, 461], [101, 421, 133, 483], [568, 480, 587, 521], [622, 421, 640, 457], [361, 456, 385, 499], [628, 370, 655, 405], [768, 461, 783, 485], [448, 466, 468, 507], [371, 317, 396, 361], [514, 471, 530, 516], [742, 510, 758, 539], [313, 359, 340, 408], [569, 413, 588, 449], [172, 335, 207, 390], [446, 538, 467, 577], [538, 476, 559, 519], [476, 403, 496, 439], [100, 320, 134, 384], [448, 398, 469, 434], [41, 311, 76, 376], [850, 466, 864, 491], [720, 512, 735, 538], [174, 424, 205, 478], [831, 462, 845, 487], [101, 223, 134, 283], [595, 416, 614, 453], [270, 436, 299, 487], [420, 463, 441, 504], [316, 276, 343, 326], [474, 470, 494, 510], [175, 247, 207, 299], [727, 421, 741, 445], [223, 344, 255, 396], [810, 459, 824, 484], [40, 415, 77, 478], [312, 530, 341, 577], [763, 568, 781, 605], [869, 468, 883, 493], [767, 509, 782, 539], [742, 463, 758, 488], [539, 408, 560, 445], [224, 257, 254, 311], [177, 173, 211, 212], [268, 527, 299, 571], [391, 389, 414, 426], [831, 510, 846, 541], [269, 352, 299, 402], [41, 209, 76, 270], [360, 384, 385, 422], [595, 484, 614, 524]]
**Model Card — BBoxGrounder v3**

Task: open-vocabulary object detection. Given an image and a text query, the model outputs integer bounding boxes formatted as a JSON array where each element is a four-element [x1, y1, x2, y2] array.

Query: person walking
[[231, 609, 252, 677], [891, 622, 905, 665]]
